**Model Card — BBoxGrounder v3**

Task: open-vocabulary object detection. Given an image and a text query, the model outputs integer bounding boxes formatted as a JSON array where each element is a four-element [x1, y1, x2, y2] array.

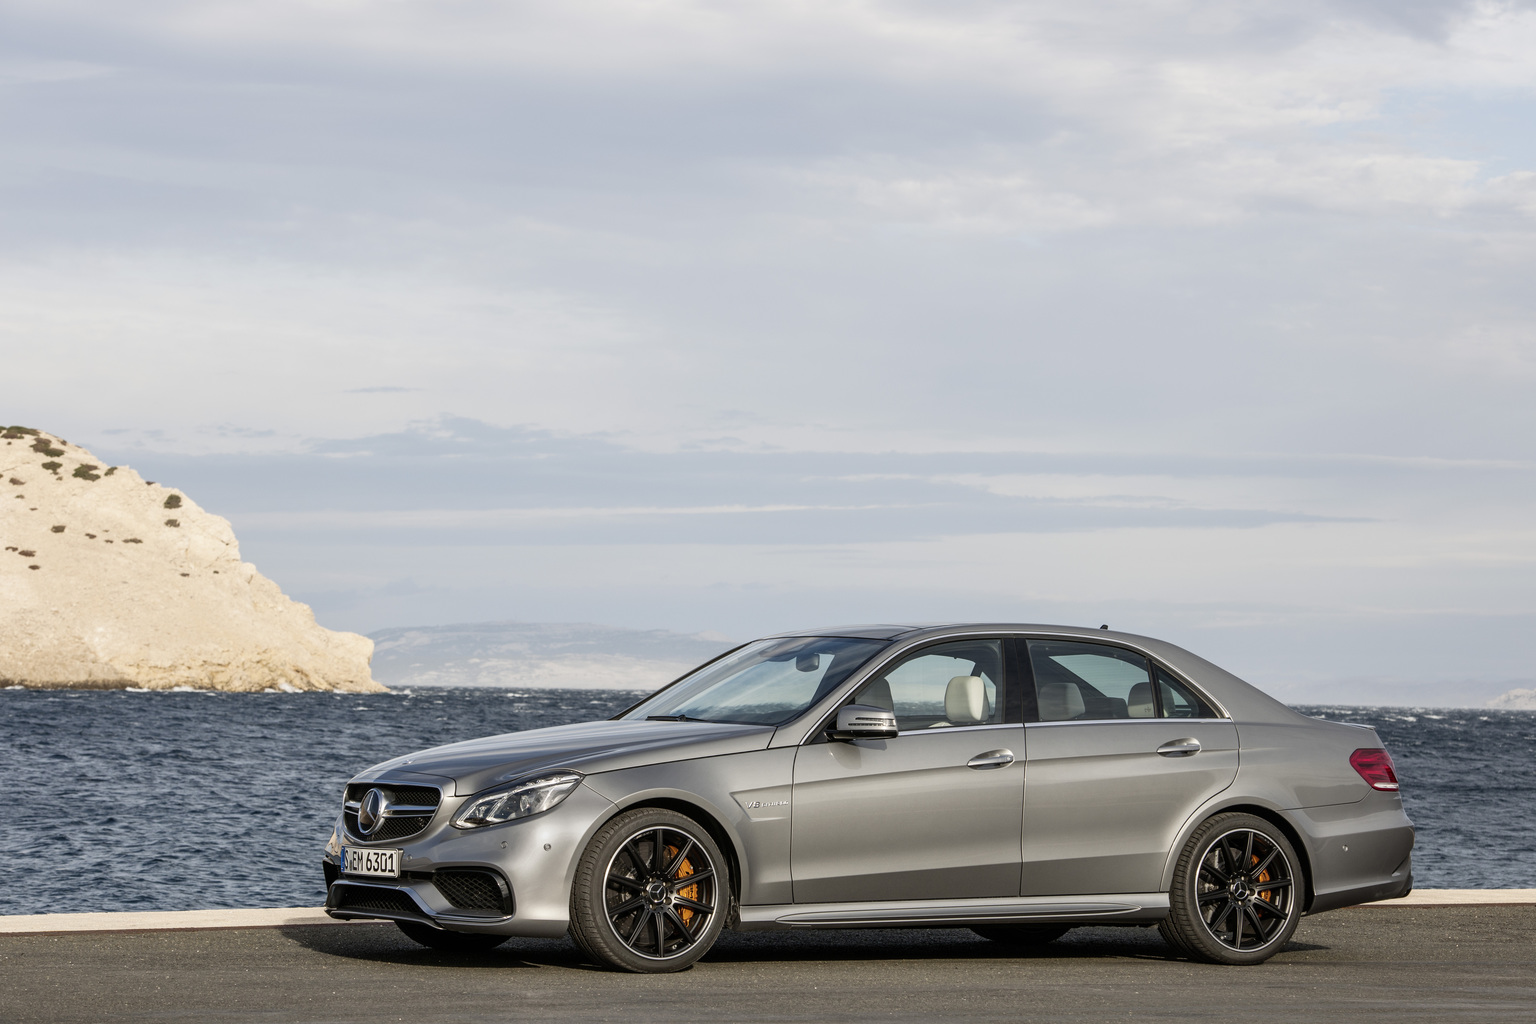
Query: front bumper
[[321, 782, 617, 937]]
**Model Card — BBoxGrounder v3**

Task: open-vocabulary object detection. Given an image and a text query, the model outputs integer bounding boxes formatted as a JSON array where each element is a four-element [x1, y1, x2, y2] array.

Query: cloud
[[6, 1, 1536, 697]]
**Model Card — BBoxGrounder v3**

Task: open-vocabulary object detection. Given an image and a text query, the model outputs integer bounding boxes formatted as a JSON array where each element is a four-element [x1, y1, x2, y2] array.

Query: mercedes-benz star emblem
[[357, 788, 389, 835]]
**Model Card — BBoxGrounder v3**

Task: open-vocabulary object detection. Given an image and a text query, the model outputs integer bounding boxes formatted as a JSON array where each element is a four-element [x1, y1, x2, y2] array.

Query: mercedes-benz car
[[321, 623, 1414, 972]]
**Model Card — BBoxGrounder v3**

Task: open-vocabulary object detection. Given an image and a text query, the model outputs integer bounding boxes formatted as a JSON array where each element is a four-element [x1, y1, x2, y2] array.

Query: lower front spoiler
[[325, 880, 514, 932], [326, 880, 438, 927]]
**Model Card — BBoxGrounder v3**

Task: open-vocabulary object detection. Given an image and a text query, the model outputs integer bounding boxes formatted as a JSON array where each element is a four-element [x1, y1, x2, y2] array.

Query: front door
[[1020, 639, 1239, 895], [790, 638, 1025, 903]]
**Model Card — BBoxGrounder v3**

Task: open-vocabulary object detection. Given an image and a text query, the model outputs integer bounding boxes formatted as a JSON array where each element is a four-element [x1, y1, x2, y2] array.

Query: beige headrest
[[1038, 680, 1085, 721], [945, 676, 988, 724], [1127, 681, 1154, 719]]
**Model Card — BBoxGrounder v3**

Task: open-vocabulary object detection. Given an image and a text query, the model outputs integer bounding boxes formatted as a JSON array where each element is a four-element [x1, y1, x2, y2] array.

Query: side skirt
[[734, 893, 1169, 931]]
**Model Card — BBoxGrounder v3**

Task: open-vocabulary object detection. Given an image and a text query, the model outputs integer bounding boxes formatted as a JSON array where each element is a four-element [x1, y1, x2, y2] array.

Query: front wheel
[[395, 919, 510, 952], [569, 807, 730, 973], [1160, 812, 1303, 965]]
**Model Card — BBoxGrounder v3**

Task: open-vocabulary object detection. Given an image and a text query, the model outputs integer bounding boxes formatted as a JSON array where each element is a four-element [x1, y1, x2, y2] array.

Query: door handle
[[967, 749, 1015, 770], [1156, 739, 1201, 757]]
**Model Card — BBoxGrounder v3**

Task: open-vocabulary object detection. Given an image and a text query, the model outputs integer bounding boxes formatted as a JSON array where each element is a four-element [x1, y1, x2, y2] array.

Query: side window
[[1155, 666, 1218, 719], [1028, 640, 1154, 722], [853, 640, 1004, 732]]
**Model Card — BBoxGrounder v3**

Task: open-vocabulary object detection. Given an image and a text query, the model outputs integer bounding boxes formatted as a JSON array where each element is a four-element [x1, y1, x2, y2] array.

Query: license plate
[[342, 846, 402, 878]]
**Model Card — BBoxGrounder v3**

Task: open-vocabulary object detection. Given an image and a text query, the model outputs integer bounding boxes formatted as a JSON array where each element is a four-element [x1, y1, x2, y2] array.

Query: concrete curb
[[1, 891, 1532, 935], [0, 907, 375, 935], [1369, 889, 1536, 907]]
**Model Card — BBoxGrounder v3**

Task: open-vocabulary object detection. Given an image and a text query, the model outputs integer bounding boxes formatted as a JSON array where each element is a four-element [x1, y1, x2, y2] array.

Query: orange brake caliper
[[669, 846, 698, 926], [1252, 853, 1273, 905]]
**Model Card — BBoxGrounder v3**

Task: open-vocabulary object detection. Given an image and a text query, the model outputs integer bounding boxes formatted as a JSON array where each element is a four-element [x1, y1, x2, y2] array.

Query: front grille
[[363, 815, 436, 842], [434, 869, 511, 915], [347, 784, 441, 807], [332, 885, 419, 916], [342, 782, 443, 843]]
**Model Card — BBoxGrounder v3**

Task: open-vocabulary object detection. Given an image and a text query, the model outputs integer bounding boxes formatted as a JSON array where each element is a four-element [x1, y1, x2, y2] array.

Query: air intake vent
[[434, 869, 512, 916], [332, 884, 420, 916]]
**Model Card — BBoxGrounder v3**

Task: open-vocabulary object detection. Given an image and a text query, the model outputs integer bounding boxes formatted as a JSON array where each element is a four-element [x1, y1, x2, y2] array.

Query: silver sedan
[[322, 624, 1414, 971]]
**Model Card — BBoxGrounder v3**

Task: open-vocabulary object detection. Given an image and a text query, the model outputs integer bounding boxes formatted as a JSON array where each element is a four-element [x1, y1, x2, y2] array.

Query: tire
[[395, 919, 510, 952], [971, 923, 1071, 946], [569, 807, 730, 973], [1159, 812, 1303, 965]]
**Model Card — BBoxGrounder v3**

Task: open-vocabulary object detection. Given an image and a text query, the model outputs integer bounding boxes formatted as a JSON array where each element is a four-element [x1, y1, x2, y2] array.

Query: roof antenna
[[1099, 624, 1109, 630]]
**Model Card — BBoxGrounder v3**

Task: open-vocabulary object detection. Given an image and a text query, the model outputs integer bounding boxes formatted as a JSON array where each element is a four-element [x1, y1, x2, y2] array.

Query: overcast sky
[[5, 1, 1535, 703]]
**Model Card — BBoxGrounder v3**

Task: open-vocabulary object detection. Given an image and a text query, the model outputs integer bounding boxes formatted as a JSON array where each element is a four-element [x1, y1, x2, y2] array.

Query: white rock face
[[1, 427, 383, 692], [1488, 687, 1536, 711]]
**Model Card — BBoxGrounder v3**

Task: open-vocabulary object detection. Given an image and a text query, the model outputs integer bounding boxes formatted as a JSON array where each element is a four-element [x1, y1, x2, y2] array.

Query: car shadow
[[277, 924, 581, 969], [280, 922, 1328, 970]]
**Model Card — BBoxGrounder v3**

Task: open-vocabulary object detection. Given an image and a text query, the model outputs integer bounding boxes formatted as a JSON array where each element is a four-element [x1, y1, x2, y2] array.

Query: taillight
[[1350, 748, 1400, 791]]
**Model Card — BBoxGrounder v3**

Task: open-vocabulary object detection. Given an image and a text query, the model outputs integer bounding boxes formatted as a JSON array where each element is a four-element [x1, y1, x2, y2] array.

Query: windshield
[[620, 636, 890, 726]]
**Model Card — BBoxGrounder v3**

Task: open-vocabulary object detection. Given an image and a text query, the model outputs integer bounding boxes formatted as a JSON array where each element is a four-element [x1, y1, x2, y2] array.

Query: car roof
[[763, 622, 1132, 642]]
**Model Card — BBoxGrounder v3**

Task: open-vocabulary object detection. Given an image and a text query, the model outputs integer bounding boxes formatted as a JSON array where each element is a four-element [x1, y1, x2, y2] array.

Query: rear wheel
[[971, 923, 1071, 946], [1160, 812, 1302, 965], [395, 920, 510, 952], [569, 807, 730, 973]]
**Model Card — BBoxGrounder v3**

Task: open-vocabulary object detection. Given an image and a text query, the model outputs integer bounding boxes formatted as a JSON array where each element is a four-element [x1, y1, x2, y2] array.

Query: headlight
[[451, 772, 583, 829]]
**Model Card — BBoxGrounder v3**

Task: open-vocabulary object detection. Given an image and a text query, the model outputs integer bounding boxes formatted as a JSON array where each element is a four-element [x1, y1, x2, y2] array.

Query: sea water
[[0, 688, 1530, 915]]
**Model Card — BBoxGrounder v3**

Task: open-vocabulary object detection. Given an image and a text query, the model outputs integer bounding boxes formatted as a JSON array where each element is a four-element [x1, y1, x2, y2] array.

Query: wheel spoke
[[1242, 831, 1255, 869], [1197, 889, 1228, 904], [671, 867, 713, 890], [607, 874, 645, 893], [1232, 901, 1245, 947], [655, 909, 667, 957], [1251, 847, 1280, 877], [1198, 859, 1230, 885], [1255, 877, 1292, 892], [1253, 896, 1287, 919], [674, 895, 713, 914], [664, 837, 695, 879], [618, 841, 647, 879], [626, 908, 653, 947], [1211, 899, 1236, 933], [607, 895, 645, 916], [663, 906, 696, 947], [649, 829, 667, 873], [1222, 835, 1241, 877], [1243, 904, 1268, 943]]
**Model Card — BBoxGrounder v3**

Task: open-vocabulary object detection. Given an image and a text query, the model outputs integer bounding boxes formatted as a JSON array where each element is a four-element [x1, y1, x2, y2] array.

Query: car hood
[[352, 718, 777, 797]]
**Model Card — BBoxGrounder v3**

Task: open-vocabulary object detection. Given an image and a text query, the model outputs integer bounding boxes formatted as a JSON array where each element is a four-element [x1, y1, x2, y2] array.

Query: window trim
[[789, 628, 1229, 746]]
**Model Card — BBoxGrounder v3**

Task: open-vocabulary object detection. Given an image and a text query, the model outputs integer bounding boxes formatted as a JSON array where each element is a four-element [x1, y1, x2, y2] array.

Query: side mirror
[[828, 704, 898, 741]]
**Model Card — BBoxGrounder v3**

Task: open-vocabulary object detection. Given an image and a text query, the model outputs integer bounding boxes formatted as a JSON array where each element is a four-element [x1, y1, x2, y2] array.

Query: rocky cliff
[[1489, 687, 1536, 711], [1, 427, 383, 691]]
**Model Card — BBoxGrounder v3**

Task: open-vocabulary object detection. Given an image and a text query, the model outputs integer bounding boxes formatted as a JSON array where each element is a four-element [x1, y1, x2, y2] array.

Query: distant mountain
[[367, 621, 736, 690], [1489, 687, 1536, 711]]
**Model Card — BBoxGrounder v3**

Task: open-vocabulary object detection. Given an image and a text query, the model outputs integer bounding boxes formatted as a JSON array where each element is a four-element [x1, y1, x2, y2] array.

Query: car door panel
[[791, 726, 1025, 903], [1020, 720, 1238, 895]]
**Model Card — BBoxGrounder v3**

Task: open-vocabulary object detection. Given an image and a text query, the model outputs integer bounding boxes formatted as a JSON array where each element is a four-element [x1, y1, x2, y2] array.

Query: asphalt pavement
[[2, 906, 1532, 1023]]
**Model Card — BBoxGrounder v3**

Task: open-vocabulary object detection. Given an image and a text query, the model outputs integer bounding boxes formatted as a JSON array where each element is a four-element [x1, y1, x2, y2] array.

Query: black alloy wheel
[[569, 807, 729, 973], [395, 919, 510, 952], [971, 924, 1072, 946], [1161, 812, 1303, 965]]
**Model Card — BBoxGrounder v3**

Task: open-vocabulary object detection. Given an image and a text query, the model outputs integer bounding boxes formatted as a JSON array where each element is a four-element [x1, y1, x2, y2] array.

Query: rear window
[[1027, 640, 1221, 721]]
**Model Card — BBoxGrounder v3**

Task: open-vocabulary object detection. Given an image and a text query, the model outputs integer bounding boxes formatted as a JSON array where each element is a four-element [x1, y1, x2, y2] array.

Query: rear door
[[1019, 639, 1237, 895], [791, 638, 1025, 903]]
